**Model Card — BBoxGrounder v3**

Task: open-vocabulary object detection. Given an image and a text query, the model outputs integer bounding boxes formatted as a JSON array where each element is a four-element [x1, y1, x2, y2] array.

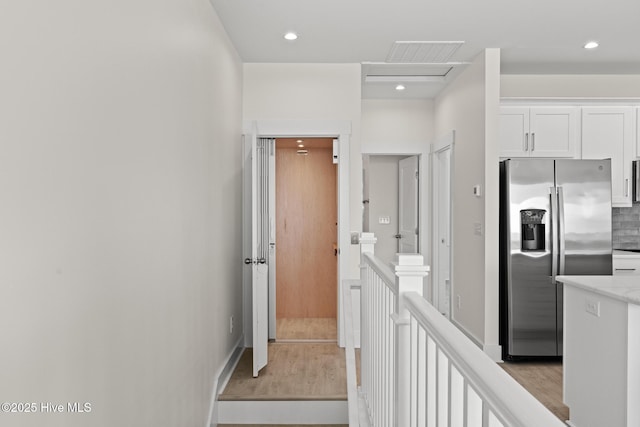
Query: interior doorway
[[274, 138, 338, 341], [362, 154, 420, 266]]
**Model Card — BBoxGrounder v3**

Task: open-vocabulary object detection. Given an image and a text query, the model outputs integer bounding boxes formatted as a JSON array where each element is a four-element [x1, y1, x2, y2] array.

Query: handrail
[[404, 292, 566, 427], [362, 252, 397, 294], [342, 279, 362, 426]]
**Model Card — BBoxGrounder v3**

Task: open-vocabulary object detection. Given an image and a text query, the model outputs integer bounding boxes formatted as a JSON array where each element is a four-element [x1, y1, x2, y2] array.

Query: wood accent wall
[[276, 145, 337, 318]]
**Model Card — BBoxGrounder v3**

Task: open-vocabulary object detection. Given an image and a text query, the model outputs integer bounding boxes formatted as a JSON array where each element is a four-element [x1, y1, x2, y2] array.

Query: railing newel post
[[393, 253, 429, 427]]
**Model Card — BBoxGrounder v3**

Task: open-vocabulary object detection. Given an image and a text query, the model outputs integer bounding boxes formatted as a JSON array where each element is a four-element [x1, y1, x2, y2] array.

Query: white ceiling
[[209, 0, 640, 99]]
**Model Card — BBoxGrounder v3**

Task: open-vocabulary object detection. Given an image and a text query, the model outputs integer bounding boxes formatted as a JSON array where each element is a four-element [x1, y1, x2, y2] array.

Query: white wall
[[434, 50, 501, 355], [361, 99, 434, 154], [0, 2, 243, 426], [243, 63, 362, 278], [501, 74, 640, 98]]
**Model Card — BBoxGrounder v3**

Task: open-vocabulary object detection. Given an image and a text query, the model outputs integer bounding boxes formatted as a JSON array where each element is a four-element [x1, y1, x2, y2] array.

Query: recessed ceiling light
[[395, 84, 406, 91], [298, 144, 304, 148], [284, 32, 298, 41], [296, 139, 303, 143], [584, 41, 599, 49]]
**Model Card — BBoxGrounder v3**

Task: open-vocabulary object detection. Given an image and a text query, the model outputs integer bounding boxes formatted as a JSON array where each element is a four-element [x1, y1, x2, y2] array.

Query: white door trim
[[243, 119, 352, 347], [398, 155, 420, 254], [431, 130, 455, 316]]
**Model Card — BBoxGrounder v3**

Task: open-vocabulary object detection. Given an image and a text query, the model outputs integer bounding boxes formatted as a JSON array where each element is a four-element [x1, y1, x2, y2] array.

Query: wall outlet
[[229, 316, 234, 334], [378, 216, 390, 225], [585, 299, 600, 317], [351, 232, 360, 244]]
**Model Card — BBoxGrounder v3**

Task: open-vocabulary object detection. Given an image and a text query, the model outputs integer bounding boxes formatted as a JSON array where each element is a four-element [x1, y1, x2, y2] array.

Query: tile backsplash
[[613, 204, 640, 249]]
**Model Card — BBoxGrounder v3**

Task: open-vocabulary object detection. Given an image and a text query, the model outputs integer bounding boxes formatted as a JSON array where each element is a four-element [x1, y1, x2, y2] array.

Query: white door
[[243, 134, 269, 377], [435, 147, 452, 317], [398, 156, 419, 253]]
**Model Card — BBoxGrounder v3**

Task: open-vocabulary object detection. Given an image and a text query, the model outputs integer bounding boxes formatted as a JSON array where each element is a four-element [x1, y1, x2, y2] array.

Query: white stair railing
[[357, 232, 566, 427]]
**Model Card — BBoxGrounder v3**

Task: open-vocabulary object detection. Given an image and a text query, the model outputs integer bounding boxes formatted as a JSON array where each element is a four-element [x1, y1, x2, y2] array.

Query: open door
[[398, 155, 419, 253], [243, 134, 270, 377], [432, 131, 454, 318]]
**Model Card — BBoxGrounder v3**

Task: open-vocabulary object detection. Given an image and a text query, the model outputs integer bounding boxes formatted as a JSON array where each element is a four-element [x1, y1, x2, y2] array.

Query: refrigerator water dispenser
[[520, 209, 545, 251]]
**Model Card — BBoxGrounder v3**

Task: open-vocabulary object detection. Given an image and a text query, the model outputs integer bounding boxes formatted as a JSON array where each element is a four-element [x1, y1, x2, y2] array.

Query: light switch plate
[[378, 216, 390, 224]]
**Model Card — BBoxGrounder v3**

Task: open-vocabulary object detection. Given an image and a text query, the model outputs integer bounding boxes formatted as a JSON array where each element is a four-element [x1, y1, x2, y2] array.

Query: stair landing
[[217, 342, 348, 425]]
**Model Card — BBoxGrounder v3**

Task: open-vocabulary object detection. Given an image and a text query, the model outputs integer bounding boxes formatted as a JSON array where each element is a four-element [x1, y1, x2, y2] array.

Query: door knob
[[244, 258, 252, 265], [394, 234, 402, 239]]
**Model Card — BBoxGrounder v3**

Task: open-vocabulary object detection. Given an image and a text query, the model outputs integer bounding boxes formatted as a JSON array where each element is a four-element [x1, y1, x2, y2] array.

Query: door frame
[[431, 131, 455, 317], [243, 119, 352, 348]]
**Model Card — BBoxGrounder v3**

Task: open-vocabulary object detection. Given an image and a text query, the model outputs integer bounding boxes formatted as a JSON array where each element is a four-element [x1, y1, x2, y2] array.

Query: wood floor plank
[[276, 317, 337, 341], [220, 343, 347, 401], [500, 361, 569, 422], [219, 425, 347, 427]]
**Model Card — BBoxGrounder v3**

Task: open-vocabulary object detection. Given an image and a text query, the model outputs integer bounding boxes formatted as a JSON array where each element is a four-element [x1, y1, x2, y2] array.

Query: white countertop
[[613, 249, 640, 257], [557, 275, 640, 305]]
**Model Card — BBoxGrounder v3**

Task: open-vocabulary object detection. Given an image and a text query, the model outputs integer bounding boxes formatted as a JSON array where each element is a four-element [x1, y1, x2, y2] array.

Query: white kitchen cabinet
[[637, 107, 640, 158], [613, 250, 640, 274], [581, 107, 635, 207], [499, 107, 579, 158]]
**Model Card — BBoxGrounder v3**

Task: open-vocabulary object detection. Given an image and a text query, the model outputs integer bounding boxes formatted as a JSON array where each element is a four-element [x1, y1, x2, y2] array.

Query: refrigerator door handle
[[550, 187, 558, 284], [558, 186, 566, 276]]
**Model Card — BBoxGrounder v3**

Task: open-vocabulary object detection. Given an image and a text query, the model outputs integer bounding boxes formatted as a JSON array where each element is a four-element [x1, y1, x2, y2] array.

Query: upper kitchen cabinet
[[581, 107, 635, 207], [499, 107, 579, 158]]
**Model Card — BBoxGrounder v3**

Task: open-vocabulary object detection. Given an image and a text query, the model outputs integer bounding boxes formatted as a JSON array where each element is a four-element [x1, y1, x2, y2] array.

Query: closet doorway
[[275, 138, 338, 341]]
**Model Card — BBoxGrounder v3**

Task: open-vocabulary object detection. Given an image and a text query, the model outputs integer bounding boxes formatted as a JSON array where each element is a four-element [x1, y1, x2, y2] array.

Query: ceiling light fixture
[[584, 41, 599, 49], [395, 84, 406, 91], [284, 32, 298, 41], [298, 144, 305, 148]]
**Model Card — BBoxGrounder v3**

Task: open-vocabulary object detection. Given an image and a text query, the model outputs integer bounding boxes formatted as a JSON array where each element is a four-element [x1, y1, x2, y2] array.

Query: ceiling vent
[[386, 41, 464, 63]]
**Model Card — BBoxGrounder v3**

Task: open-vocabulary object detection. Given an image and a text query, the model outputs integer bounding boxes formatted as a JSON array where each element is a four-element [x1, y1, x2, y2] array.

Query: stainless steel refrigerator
[[499, 159, 612, 359]]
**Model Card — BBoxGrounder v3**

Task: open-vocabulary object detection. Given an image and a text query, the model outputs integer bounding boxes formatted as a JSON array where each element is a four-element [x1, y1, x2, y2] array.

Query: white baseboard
[[207, 335, 245, 427], [483, 344, 503, 363], [218, 400, 348, 424]]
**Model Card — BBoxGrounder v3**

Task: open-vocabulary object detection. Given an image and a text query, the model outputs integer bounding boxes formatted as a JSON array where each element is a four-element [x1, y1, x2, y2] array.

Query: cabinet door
[[529, 107, 578, 157], [582, 107, 634, 207], [499, 107, 530, 157], [613, 256, 640, 275]]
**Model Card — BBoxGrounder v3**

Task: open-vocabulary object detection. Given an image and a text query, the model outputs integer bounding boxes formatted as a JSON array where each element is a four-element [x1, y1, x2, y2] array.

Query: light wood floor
[[276, 317, 337, 341], [219, 425, 347, 427], [500, 360, 569, 422], [219, 342, 346, 401]]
